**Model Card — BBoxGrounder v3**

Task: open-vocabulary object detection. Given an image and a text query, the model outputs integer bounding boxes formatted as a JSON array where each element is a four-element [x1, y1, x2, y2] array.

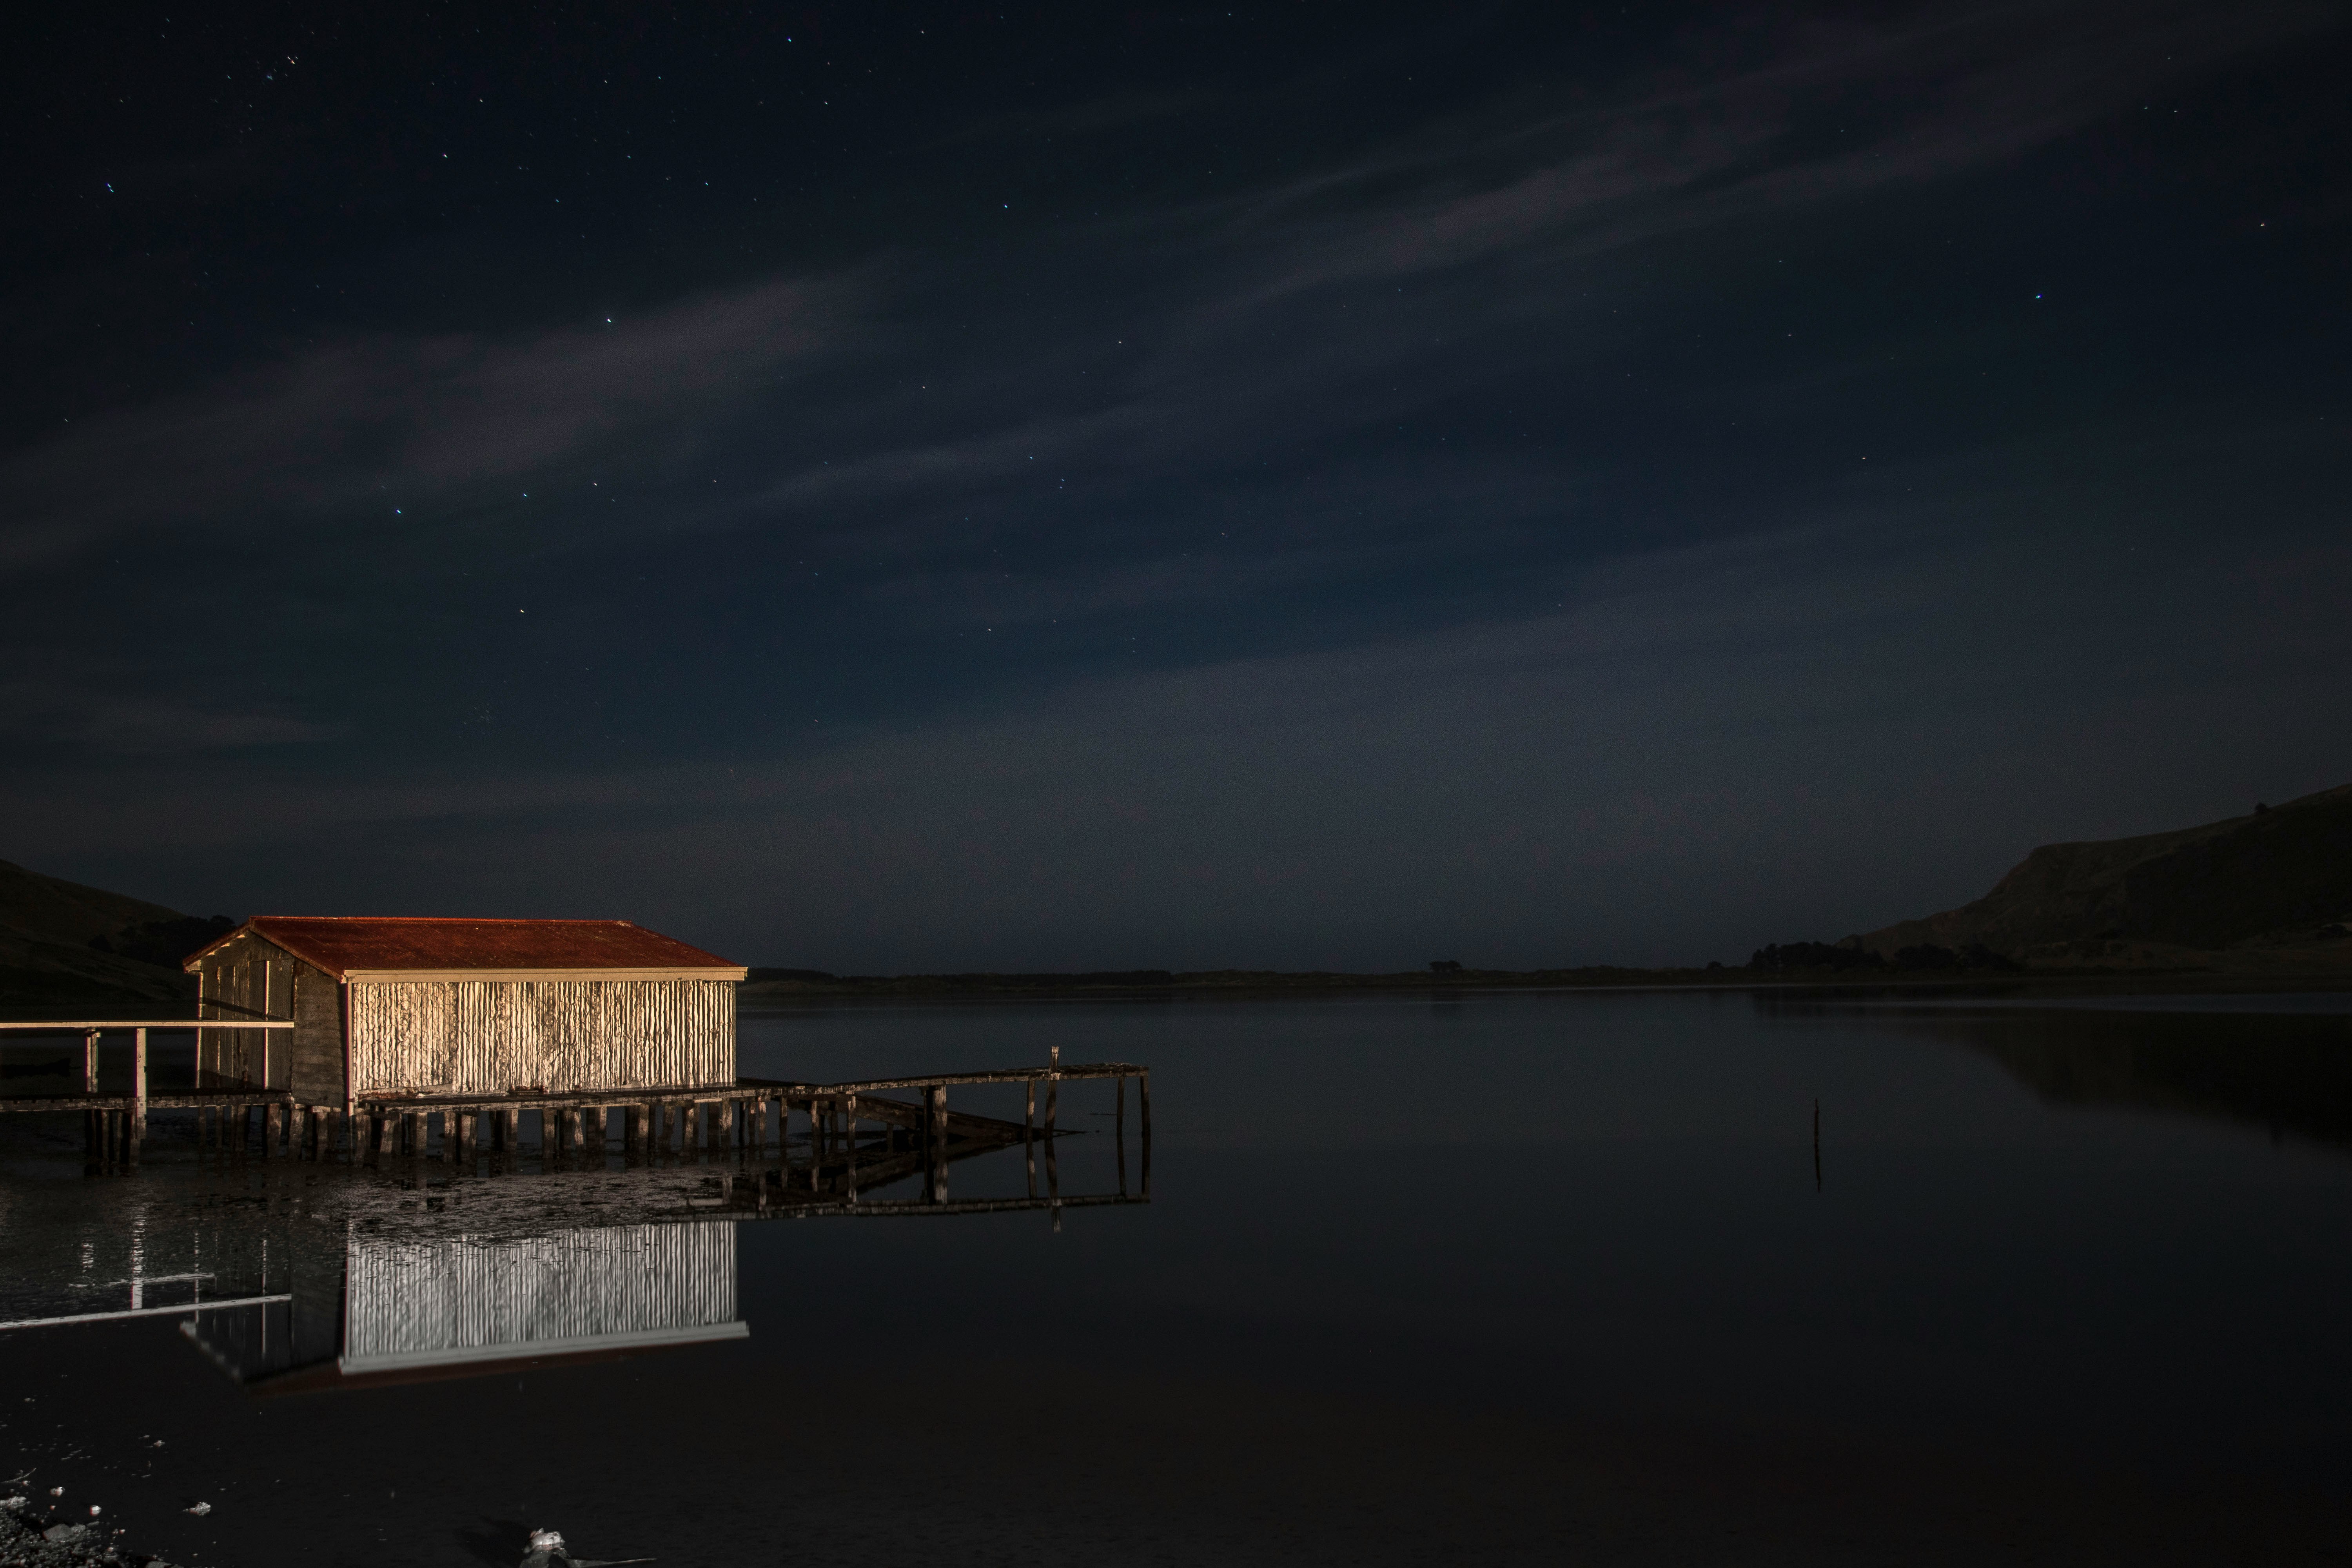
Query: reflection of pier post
[[925, 1085, 948, 1202], [845, 1093, 859, 1201], [1116, 1072, 1127, 1196], [1139, 1070, 1151, 1198]]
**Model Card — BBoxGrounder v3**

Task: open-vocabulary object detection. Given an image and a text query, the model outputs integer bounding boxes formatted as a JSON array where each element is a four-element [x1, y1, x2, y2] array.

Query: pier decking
[[0, 1020, 1149, 1204]]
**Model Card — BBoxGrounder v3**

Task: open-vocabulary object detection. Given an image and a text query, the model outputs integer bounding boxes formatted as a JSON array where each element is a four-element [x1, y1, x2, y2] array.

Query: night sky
[[5, 2, 2347, 970]]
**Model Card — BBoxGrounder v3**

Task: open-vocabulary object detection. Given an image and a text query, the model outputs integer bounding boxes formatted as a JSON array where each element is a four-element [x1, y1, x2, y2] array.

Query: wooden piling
[[82, 1030, 97, 1094], [131, 1027, 147, 1142]]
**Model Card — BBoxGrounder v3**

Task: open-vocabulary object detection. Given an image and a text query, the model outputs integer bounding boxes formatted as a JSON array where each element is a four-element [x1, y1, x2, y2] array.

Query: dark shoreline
[[739, 964, 2352, 1005]]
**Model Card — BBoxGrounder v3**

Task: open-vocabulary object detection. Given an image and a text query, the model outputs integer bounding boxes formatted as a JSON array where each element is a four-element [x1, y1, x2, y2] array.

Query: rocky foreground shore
[[0, 1495, 171, 1568]]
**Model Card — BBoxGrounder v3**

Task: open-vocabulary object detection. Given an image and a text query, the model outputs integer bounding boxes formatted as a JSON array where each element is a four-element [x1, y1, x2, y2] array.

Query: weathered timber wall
[[340, 1222, 739, 1371], [288, 963, 345, 1104], [347, 978, 734, 1094], [194, 932, 296, 1090]]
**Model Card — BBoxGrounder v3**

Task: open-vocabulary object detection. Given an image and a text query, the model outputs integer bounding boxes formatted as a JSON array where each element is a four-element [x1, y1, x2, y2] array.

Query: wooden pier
[[0, 1022, 1150, 1200]]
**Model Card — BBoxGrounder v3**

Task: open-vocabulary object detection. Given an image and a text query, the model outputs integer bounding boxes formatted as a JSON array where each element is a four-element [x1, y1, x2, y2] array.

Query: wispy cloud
[[0, 681, 342, 756], [0, 274, 857, 574]]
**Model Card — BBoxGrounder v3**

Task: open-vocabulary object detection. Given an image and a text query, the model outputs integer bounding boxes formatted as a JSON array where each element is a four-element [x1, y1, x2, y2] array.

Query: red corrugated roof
[[185, 917, 744, 979]]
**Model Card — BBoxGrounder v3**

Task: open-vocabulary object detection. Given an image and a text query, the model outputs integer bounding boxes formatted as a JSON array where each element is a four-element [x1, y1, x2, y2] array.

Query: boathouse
[[184, 917, 748, 1109]]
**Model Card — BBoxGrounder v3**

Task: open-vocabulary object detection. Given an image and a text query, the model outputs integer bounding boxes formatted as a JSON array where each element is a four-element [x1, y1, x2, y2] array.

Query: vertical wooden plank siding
[[346, 978, 735, 1095], [195, 938, 296, 1089]]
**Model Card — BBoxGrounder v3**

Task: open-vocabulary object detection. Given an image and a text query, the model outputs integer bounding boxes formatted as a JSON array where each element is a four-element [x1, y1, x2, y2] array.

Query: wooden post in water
[[717, 1099, 735, 1157], [132, 1027, 147, 1151], [82, 1029, 98, 1093]]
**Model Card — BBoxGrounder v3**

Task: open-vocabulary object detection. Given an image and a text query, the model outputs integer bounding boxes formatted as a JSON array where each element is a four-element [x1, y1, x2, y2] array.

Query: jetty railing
[[0, 1018, 297, 1166]]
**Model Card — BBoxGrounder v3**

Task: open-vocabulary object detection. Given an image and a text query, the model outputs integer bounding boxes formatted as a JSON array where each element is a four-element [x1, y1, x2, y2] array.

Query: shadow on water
[[1755, 988, 2352, 1152]]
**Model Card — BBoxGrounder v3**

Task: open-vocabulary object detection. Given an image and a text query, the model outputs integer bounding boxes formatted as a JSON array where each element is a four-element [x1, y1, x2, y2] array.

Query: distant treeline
[[1747, 941, 2021, 974], [742, 949, 2042, 995], [746, 964, 1734, 995], [747, 967, 1183, 990]]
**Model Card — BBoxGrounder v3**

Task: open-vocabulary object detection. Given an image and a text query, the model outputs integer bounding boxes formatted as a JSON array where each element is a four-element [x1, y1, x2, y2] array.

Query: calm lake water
[[4, 985, 2350, 1566]]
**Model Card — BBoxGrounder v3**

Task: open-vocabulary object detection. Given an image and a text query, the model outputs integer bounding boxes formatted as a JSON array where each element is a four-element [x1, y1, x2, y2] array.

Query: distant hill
[[0, 859, 223, 1006], [1845, 783, 2352, 970]]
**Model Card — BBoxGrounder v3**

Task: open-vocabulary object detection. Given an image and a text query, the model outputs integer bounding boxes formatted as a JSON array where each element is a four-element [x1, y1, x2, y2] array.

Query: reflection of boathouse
[[189, 1222, 744, 1391]]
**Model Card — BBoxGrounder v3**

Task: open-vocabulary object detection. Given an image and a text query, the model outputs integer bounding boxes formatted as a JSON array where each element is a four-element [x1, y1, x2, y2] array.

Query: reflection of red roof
[[185, 917, 746, 981]]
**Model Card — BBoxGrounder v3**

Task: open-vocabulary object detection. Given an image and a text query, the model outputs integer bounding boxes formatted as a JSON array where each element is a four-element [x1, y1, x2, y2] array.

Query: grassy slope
[[0, 859, 198, 1005], [1849, 782, 2352, 967]]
